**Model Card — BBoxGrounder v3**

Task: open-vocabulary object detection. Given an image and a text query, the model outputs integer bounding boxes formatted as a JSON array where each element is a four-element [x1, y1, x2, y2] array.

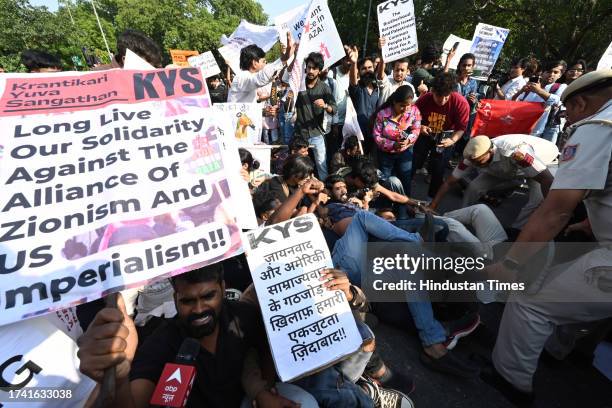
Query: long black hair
[[370, 85, 415, 128], [239, 148, 260, 172]]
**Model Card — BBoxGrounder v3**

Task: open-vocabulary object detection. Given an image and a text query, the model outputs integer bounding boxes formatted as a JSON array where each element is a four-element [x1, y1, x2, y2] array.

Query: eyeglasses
[[568, 69, 583, 73]]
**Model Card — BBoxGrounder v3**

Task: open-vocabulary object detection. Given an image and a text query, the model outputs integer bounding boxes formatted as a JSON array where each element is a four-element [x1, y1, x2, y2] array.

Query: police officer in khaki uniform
[[430, 134, 558, 228], [483, 70, 612, 404]]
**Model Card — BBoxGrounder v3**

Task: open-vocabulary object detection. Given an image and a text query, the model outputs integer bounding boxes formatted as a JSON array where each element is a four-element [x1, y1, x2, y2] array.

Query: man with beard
[[77, 264, 317, 407], [430, 134, 558, 229], [294, 52, 337, 181], [346, 45, 382, 156]]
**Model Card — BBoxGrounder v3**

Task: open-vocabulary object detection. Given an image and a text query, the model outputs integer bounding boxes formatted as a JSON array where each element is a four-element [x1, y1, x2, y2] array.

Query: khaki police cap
[[463, 135, 493, 159], [561, 69, 612, 103]]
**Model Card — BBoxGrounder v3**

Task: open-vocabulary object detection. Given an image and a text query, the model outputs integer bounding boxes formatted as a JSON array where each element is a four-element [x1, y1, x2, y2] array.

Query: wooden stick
[[94, 292, 118, 408]]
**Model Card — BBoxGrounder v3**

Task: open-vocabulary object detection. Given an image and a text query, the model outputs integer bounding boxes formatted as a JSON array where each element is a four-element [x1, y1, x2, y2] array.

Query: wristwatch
[[502, 257, 520, 270]]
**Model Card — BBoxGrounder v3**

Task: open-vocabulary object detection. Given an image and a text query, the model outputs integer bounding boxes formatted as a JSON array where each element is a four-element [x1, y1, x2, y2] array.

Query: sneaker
[[358, 376, 415, 408], [442, 312, 481, 350], [370, 366, 416, 395], [420, 350, 480, 378], [415, 167, 428, 176]]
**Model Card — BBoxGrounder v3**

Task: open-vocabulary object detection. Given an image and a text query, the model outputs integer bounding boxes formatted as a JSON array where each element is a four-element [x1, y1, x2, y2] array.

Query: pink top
[[372, 105, 421, 153]]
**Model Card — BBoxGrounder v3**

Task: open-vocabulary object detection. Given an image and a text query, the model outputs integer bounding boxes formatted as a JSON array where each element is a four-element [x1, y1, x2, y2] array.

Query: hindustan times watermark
[[361, 242, 608, 303]]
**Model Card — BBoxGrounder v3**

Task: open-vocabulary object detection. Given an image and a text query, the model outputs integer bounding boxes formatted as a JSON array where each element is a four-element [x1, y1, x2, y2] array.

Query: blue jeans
[[331, 211, 446, 347], [541, 125, 560, 146], [378, 148, 414, 196], [392, 217, 450, 242], [332, 210, 420, 286], [310, 134, 328, 181], [282, 112, 295, 145]]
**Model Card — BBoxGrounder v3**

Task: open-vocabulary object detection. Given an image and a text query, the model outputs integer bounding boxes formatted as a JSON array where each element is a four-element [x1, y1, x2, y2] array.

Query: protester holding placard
[[228, 33, 295, 104]]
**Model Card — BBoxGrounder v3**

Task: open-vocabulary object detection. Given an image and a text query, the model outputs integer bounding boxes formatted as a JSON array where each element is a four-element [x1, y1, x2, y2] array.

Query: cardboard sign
[[188, 51, 221, 78], [377, 0, 418, 61], [243, 214, 361, 381], [169, 50, 200, 67]]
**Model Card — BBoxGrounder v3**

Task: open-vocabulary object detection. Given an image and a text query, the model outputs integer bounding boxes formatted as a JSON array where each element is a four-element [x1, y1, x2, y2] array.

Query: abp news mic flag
[[471, 99, 544, 137]]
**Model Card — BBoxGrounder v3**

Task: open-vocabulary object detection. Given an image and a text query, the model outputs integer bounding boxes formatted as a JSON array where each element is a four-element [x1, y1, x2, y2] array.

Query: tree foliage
[[330, 0, 612, 70], [0, 0, 266, 70]]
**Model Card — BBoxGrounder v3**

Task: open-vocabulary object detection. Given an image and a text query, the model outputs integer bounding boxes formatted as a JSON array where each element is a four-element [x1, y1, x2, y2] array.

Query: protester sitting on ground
[[271, 136, 309, 175], [494, 57, 530, 100], [21, 49, 62, 73], [371, 85, 421, 197], [228, 33, 295, 103], [329, 134, 363, 175], [252, 189, 282, 225], [78, 265, 318, 408], [240, 268, 416, 408], [258, 154, 322, 205], [319, 176, 481, 378], [430, 134, 558, 229], [239, 148, 269, 192]]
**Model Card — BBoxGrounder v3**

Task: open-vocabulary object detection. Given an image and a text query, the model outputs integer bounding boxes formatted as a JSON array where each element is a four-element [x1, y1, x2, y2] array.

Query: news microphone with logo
[[150, 338, 200, 407]]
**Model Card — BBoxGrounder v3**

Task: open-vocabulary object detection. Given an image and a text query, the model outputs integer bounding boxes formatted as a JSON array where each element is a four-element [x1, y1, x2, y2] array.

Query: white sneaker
[[358, 376, 415, 408]]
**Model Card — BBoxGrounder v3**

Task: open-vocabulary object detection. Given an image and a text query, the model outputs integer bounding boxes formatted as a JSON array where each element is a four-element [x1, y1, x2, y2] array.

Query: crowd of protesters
[[5, 25, 611, 408]]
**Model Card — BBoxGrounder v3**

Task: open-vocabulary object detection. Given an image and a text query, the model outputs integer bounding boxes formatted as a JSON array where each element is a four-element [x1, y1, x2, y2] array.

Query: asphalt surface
[[369, 172, 612, 408]]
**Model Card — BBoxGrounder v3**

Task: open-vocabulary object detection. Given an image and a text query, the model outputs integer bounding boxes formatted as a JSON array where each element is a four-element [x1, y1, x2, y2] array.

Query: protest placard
[[441, 34, 473, 71], [0, 68, 246, 326], [288, 0, 346, 99], [219, 20, 279, 74], [469, 23, 510, 80], [342, 97, 364, 142], [187, 51, 221, 78], [243, 214, 361, 381], [124, 48, 155, 70], [169, 49, 200, 67], [0, 309, 96, 407], [597, 40, 612, 71], [274, 3, 309, 42], [212, 103, 263, 145], [376, 0, 418, 62]]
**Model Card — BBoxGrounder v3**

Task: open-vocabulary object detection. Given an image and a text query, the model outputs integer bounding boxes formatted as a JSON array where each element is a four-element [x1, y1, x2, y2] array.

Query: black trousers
[[412, 135, 454, 198]]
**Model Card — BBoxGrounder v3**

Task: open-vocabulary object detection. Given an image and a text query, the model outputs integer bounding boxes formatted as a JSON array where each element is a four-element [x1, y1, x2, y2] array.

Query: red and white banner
[[471, 99, 544, 138]]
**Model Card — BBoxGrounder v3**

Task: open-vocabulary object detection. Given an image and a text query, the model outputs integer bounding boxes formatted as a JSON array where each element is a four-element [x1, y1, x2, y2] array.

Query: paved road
[[370, 173, 612, 407]]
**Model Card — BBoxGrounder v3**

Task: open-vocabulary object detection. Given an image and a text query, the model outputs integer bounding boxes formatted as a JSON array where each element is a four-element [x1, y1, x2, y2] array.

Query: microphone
[[150, 338, 200, 407]]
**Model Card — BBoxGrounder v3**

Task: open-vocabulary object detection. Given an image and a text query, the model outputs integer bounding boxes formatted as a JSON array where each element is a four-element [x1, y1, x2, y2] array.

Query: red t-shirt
[[415, 92, 469, 133]]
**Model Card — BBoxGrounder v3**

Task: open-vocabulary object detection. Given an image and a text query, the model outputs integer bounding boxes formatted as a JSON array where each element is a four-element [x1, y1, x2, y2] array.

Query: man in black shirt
[[294, 52, 337, 181], [78, 264, 315, 407]]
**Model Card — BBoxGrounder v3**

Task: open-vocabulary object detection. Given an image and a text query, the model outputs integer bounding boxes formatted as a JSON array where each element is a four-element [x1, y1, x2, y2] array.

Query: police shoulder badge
[[561, 144, 579, 162]]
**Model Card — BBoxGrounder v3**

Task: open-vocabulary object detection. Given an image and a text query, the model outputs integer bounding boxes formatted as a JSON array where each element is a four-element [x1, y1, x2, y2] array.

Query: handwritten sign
[[274, 3, 309, 42], [377, 0, 418, 62], [212, 103, 262, 145], [169, 49, 200, 67], [469, 23, 510, 80], [244, 214, 361, 381], [188, 51, 221, 78]]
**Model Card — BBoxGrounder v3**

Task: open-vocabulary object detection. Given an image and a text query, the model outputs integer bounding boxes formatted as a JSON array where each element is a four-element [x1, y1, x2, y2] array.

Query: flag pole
[[363, 0, 372, 56], [89, 0, 113, 62]]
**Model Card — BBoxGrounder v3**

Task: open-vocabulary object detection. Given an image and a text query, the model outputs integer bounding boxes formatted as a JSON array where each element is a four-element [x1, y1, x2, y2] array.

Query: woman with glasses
[[562, 59, 587, 84]]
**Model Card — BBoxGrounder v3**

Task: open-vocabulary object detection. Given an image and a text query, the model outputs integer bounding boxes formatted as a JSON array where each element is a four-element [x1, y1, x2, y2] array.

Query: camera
[[529, 75, 541, 84], [349, 188, 371, 200]]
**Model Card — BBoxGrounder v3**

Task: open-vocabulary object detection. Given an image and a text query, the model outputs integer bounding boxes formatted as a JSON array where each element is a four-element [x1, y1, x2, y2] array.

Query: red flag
[[471, 99, 544, 137]]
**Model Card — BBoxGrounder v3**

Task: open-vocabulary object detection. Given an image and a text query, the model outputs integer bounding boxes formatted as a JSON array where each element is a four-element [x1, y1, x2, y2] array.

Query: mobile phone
[[452, 41, 460, 51], [529, 75, 540, 84]]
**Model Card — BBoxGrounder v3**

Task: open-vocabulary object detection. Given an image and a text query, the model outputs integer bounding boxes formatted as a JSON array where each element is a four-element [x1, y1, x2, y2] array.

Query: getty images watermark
[[360, 242, 607, 303]]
